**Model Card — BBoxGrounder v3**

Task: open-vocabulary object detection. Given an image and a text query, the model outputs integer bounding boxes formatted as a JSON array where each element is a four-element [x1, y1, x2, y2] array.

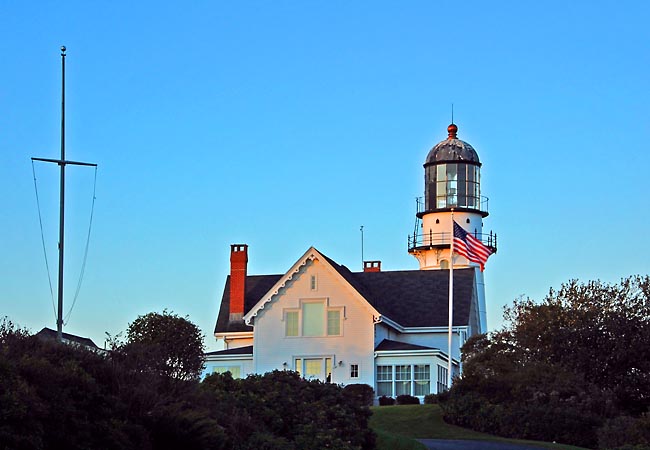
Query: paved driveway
[[418, 439, 544, 450]]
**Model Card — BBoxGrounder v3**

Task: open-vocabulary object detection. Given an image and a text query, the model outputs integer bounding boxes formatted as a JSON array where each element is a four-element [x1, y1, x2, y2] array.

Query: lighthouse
[[408, 123, 497, 332]]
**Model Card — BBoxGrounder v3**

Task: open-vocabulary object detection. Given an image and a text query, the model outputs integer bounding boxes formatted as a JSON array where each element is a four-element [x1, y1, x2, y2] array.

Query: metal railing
[[408, 229, 497, 253]]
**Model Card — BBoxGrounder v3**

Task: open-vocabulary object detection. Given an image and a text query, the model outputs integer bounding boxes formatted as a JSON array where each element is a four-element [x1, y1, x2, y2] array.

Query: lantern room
[[422, 123, 487, 216]]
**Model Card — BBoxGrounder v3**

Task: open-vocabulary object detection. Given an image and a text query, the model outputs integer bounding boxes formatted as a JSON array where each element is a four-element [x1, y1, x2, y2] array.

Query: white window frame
[[376, 364, 432, 397], [376, 365, 393, 397], [350, 363, 360, 379], [437, 364, 448, 393]]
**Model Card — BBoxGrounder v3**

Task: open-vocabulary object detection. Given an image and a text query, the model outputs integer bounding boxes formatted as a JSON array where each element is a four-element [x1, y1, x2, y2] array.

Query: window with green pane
[[285, 311, 299, 336], [327, 310, 341, 335], [302, 302, 324, 336]]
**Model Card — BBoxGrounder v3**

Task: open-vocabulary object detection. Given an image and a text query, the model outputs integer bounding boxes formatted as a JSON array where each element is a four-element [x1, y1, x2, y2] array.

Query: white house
[[207, 124, 497, 400]]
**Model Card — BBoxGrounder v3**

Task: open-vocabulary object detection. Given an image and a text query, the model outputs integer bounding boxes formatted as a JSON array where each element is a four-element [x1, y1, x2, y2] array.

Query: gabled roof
[[35, 327, 100, 349], [215, 248, 476, 333]]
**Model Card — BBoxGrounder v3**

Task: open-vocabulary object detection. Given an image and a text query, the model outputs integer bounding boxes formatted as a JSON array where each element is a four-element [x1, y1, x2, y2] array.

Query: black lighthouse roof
[[425, 124, 480, 165]]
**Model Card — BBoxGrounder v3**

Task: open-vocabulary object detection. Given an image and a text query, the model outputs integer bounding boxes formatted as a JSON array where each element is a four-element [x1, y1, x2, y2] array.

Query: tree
[[124, 310, 205, 381], [504, 275, 650, 414], [440, 275, 650, 448]]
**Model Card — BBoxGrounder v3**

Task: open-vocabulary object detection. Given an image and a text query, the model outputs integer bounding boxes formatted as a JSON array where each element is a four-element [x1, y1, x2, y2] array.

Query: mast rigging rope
[[31, 161, 57, 321]]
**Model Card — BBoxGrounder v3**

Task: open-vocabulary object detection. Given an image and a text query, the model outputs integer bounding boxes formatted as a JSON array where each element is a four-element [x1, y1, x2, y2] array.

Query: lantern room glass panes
[[426, 163, 481, 210]]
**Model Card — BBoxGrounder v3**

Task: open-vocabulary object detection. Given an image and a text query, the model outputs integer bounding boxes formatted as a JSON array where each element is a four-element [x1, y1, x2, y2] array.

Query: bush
[[439, 387, 605, 448], [0, 317, 377, 450], [202, 370, 376, 449], [396, 395, 420, 405], [597, 414, 650, 449], [379, 396, 395, 406], [343, 383, 375, 407], [424, 393, 438, 404]]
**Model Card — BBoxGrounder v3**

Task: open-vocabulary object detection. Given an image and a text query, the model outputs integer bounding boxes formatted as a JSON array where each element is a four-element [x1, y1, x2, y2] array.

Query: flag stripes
[[453, 221, 492, 271]]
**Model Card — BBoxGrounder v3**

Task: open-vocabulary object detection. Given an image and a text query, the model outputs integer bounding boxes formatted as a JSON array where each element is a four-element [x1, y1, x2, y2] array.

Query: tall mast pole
[[56, 46, 67, 342], [32, 47, 97, 343]]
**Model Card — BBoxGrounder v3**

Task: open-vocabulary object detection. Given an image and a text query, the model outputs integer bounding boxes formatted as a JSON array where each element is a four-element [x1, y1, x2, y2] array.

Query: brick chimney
[[363, 260, 381, 272], [229, 244, 248, 322]]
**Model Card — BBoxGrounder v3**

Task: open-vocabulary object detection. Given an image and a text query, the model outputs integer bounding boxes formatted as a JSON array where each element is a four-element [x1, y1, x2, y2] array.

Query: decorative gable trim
[[243, 247, 381, 325]]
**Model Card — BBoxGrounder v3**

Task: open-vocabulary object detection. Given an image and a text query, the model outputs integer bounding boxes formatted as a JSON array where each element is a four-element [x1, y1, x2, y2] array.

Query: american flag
[[453, 221, 493, 271]]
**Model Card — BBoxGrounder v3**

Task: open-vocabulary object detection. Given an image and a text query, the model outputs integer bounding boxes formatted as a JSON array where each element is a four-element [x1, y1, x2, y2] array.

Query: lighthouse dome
[[425, 124, 480, 165]]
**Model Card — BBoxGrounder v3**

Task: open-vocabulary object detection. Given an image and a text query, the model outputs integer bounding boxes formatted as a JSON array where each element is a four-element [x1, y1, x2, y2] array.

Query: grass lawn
[[369, 404, 589, 450]]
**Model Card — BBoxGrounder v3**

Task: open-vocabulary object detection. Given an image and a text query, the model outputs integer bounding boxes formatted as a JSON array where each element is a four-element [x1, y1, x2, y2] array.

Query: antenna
[[360, 226, 364, 270], [451, 103, 454, 124], [32, 46, 98, 342]]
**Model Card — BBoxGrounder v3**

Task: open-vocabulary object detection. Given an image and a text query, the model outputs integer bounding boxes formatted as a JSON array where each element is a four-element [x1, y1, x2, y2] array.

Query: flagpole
[[447, 210, 454, 389]]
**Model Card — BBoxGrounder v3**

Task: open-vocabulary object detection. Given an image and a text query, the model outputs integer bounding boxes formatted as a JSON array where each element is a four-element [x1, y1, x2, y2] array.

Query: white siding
[[374, 323, 391, 348], [252, 258, 376, 387]]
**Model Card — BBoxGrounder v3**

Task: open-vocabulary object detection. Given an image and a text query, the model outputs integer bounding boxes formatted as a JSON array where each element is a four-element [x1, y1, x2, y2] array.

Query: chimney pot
[[363, 260, 381, 272]]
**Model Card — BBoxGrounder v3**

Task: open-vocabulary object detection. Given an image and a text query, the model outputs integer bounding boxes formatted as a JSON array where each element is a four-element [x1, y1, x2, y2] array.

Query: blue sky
[[2, 1, 649, 350]]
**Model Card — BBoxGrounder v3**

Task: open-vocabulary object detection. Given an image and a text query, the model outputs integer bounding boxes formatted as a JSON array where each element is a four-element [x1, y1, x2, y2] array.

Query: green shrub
[[343, 383, 375, 407], [396, 395, 420, 405], [379, 396, 395, 406], [423, 394, 438, 404]]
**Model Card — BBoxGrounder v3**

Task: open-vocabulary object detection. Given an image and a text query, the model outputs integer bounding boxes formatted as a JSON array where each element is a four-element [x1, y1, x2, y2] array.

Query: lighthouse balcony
[[415, 195, 490, 218], [408, 229, 497, 254]]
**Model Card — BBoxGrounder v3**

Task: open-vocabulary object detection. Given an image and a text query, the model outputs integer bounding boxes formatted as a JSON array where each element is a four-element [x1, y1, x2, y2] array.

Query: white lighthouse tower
[[408, 123, 497, 332]]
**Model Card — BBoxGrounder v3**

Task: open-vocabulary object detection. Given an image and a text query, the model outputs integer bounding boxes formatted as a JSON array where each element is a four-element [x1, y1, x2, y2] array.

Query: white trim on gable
[[243, 246, 381, 326]]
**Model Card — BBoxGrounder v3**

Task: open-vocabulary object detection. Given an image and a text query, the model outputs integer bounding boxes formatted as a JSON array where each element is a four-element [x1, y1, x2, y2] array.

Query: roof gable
[[241, 247, 381, 325]]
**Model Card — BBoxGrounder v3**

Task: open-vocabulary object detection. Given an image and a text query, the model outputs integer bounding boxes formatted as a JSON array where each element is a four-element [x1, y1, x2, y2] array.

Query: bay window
[[376, 364, 432, 397]]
